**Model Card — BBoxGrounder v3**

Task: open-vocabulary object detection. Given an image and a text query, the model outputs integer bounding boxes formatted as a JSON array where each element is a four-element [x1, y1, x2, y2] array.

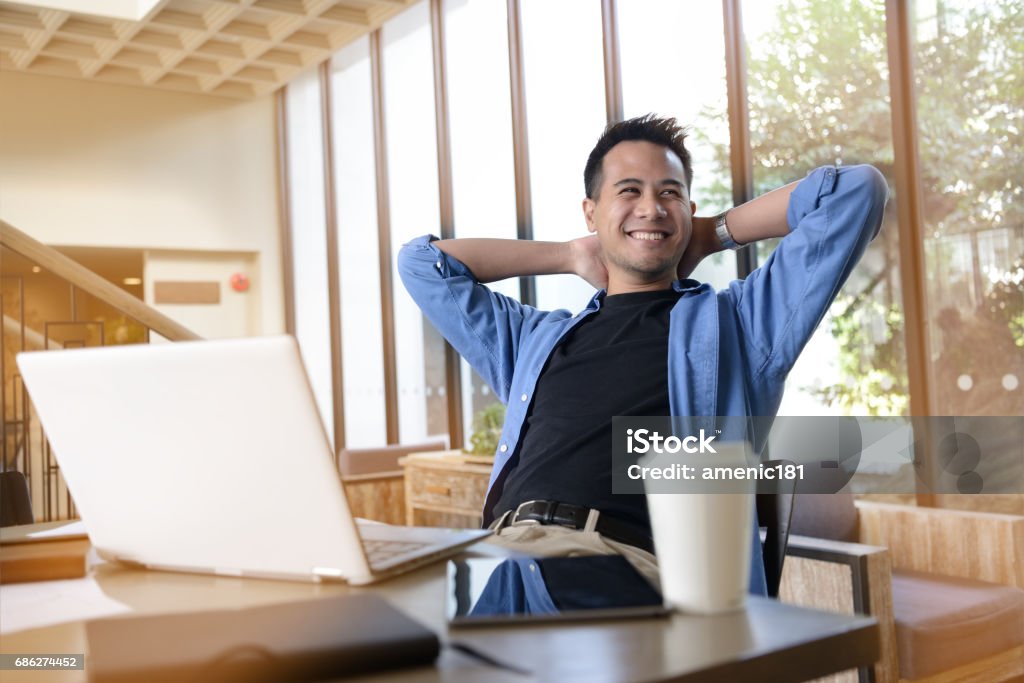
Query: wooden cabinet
[[400, 451, 492, 528]]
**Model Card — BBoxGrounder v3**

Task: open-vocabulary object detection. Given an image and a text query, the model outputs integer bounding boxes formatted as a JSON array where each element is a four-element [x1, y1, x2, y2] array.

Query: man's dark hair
[[583, 114, 693, 199]]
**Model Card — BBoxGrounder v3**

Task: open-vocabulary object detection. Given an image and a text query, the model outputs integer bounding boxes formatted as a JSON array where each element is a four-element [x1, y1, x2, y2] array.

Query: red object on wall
[[230, 272, 250, 293]]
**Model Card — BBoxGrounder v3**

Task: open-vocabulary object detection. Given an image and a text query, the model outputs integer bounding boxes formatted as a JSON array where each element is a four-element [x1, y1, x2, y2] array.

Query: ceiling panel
[[0, 0, 415, 98]]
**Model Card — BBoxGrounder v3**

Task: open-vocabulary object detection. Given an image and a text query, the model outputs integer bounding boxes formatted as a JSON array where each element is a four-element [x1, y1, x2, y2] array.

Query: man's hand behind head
[[570, 235, 609, 290], [676, 215, 718, 281]]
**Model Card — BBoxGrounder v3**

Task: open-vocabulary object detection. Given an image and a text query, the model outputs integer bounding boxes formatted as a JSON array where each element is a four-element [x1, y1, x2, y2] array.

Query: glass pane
[[331, 37, 387, 448], [521, 0, 607, 312], [445, 0, 519, 446], [285, 68, 335, 443], [619, 0, 736, 289], [915, 0, 1024, 417], [741, 0, 907, 416], [383, 0, 449, 445]]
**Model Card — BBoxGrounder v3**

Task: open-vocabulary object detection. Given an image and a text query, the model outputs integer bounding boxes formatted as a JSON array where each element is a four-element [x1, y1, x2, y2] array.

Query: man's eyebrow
[[612, 178, 685, 187]]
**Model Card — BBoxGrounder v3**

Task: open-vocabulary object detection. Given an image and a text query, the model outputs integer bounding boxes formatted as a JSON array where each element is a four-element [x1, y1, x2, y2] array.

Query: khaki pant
[[485, 520, 661, 588]]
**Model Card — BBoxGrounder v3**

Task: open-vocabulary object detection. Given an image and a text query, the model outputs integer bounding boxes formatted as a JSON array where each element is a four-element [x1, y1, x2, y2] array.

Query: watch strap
[[715, 211, 742, 250]]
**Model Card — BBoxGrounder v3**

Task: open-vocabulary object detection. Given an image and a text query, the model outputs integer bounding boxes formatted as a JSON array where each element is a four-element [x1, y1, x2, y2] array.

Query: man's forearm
[[726, 181, 798, 245], [693, 181, 799, 260], [434, 238, 574, 283]]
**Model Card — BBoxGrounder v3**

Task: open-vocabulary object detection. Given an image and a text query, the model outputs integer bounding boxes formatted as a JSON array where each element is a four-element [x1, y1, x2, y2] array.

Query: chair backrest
[[756, 461, 799, 598], [757, 493, 791, 598], [764, 419, 864, 593], [337, 441, 447, 477]]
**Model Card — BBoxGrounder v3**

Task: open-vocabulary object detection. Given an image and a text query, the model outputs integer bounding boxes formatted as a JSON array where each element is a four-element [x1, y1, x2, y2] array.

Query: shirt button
[[435, 260, 442, 269], [499, 443, 508, 453], [520, 393, 528, 402]]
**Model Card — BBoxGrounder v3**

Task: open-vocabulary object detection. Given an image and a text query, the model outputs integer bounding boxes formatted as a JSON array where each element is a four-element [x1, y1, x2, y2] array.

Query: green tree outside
[[697, 0, 1023, 416]]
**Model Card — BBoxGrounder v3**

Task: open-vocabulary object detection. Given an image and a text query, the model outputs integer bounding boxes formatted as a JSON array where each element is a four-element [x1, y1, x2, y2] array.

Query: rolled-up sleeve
[[397, 235, 544, 403], [729, 164, 889, 385]]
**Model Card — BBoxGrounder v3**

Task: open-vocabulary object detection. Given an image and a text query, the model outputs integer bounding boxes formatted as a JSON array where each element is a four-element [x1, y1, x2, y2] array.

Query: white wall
[[144, 250, 262, 339], [0, 70, 284, 336]]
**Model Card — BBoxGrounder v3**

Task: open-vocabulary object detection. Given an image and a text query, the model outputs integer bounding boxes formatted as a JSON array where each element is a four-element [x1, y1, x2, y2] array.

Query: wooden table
[[0, 539, 880, 682], [401, 451, 492, 528]]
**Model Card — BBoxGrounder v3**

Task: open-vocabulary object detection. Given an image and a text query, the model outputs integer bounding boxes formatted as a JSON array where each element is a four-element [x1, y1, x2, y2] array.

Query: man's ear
[[690, 200, 697, 217], [583, 198, 596, 233]]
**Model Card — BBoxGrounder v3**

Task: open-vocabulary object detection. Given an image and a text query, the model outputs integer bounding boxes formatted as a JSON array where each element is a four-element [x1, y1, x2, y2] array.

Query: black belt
[[505, 500, 654, 554]]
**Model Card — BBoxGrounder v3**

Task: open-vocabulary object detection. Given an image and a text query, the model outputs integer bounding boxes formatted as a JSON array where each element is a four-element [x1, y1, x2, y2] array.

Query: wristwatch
[[715, 210, 742, 250]]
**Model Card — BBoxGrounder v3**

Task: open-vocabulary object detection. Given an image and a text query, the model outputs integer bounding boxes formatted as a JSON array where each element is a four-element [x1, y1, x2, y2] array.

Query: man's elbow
[[395, 243, 415, 290], [844, 164, 889, 207], [396, 240, 415, 274], [396, 238, 437, 298], [844, 164, 889, 240]]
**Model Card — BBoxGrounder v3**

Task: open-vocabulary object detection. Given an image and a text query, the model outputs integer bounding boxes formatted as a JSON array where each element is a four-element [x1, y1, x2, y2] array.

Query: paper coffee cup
[[643, 442, 754, 614]]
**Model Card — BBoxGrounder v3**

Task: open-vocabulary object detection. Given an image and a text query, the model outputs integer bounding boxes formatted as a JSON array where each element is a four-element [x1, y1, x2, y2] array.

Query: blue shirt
[[398, 164, 888, 596]]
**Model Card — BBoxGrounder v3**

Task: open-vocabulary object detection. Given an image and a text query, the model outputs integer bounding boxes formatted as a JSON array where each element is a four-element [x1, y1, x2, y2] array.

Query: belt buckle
[[512, 500, 544, 524]]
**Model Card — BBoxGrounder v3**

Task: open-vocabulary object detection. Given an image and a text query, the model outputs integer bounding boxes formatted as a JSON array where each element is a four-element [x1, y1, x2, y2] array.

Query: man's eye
[[620, 187, 639, 194], [662, 189, 681, 197]]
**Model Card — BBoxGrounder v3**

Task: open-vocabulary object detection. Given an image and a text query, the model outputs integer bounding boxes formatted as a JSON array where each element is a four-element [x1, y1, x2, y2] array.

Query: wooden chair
[[780, 495, 1024, 683]]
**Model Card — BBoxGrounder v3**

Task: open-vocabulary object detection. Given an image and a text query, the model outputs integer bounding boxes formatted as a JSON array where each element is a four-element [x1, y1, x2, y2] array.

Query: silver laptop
[[16, 335, 490, 584]]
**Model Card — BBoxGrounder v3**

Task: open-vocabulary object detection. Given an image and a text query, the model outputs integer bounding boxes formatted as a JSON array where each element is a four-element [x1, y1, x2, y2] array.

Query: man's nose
[[635, 196, 667, 219]]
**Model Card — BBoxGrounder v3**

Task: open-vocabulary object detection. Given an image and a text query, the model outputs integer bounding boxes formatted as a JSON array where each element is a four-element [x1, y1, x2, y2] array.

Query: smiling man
[[583, 139, 693, 291], [398, 115, 887, 593]]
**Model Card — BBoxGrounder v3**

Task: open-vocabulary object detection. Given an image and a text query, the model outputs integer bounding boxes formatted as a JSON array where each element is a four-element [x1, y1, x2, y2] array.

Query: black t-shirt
[[491, 287, 679, 532]]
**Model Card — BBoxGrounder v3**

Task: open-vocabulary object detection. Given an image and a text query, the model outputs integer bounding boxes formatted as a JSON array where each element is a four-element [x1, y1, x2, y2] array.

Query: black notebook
[[85, 593, 439, 682]]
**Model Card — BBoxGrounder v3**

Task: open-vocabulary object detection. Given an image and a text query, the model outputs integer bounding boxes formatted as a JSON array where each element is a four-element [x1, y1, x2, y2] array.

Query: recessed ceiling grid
[[0, 0, 414, 98]]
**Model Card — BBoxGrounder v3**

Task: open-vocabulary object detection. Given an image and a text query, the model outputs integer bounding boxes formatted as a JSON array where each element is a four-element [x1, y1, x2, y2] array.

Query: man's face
[[583, 140, 696, 288]]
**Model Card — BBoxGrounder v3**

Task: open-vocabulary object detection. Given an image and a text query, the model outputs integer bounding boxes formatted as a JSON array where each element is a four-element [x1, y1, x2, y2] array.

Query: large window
[[382, 1, 449, 445], [914, 0, 1023, 418], [445, 0, 520, 440], [282, 0, 1016, 511], [284, 67, 334, 443], [520, 0, 607, 312], [741, 0, 907, 417], [331, 37, 387, 448]]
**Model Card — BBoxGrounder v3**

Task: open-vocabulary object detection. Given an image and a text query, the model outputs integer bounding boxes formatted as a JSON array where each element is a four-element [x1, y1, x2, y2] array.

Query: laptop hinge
[[311, 566, 345, 579]]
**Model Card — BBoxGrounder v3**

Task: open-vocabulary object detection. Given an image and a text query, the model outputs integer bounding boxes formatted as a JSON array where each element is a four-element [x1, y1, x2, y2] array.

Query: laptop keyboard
[[363, 539, 430, 565]]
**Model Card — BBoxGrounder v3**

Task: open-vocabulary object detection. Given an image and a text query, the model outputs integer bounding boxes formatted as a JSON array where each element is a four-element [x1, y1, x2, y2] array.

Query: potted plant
[[466, 403, 506, 461]]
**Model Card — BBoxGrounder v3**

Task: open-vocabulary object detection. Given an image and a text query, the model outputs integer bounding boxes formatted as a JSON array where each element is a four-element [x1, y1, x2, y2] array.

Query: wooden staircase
[[1, 219, 201, 524]]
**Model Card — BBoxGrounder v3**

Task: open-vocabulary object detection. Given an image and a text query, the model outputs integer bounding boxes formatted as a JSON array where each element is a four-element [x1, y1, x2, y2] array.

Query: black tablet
[[445, 555, 668, 627]]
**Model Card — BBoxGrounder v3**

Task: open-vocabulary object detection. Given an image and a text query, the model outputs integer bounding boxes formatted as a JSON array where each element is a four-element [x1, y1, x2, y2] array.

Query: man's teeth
[[630, 232, 665, 240]]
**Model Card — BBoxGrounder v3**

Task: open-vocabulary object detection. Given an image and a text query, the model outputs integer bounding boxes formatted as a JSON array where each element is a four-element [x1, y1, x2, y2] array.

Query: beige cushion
[[338, 442, 446, 477], [892, 569, 1024, 679]]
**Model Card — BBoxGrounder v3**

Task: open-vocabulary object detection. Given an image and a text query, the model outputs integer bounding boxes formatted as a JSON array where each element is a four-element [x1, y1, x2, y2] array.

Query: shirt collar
[[672, 278, 703, 292], [586, 278, 706, 309]]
